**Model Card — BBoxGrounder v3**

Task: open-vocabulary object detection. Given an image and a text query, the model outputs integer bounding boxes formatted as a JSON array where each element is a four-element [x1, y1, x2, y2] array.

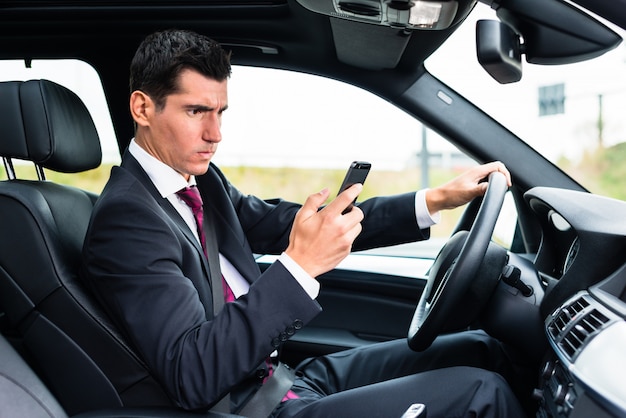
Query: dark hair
[[130, 29, 232, 109]]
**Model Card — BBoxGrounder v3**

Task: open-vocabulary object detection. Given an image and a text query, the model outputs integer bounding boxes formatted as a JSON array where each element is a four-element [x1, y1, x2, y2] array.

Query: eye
[[188, 108, 205, 117]]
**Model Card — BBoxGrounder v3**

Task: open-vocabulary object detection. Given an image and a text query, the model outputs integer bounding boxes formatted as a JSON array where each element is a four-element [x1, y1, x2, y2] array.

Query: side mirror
[[476, 19, 523, 84]]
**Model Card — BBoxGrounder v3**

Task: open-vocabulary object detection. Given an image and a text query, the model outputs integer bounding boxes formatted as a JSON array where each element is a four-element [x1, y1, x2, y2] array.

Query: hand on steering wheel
[[408, 171, 509, 351]]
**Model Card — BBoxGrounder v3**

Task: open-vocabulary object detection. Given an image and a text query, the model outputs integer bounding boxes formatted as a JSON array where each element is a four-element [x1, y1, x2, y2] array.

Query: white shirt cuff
[[415, 189, 440, 228], [278, 252, 320, 299]]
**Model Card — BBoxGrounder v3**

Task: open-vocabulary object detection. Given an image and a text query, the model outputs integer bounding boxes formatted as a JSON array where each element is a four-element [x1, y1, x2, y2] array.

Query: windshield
[[427, 5, 626, 200]]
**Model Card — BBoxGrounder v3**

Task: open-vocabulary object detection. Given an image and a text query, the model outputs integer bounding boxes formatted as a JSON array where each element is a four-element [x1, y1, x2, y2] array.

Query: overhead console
[[296, 0, 622, 81], [295, 0, 475, 30], [295, 0, 476, 70]]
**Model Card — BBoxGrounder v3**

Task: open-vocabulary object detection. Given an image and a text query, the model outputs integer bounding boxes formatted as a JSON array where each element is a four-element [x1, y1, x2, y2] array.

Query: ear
[[129, 90, 153, 127]]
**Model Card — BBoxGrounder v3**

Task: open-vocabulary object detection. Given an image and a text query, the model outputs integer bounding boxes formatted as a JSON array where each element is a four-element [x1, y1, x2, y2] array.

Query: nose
[[202, 113, 222, 143]]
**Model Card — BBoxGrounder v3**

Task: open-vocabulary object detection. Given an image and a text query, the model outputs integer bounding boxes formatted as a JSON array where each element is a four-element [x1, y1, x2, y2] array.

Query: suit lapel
[[121, 152, 216, 317], [196, 168, 262, 284], [121, 153, 198, 244], [122, 151, 262, 286]]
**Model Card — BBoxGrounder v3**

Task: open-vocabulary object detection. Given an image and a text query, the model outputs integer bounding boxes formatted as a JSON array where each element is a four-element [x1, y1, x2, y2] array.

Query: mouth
[[198, 149, 216, 158]]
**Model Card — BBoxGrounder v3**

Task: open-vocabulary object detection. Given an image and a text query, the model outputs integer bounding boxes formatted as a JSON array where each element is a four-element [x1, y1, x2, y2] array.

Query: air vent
[[547, 294, 613, 361], [548, 295, 590, 339], [558, 308, 609, 360]]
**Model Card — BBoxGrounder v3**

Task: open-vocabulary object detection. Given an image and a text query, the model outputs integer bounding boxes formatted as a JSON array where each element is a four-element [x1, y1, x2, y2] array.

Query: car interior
[[1, 0, 626, 417]]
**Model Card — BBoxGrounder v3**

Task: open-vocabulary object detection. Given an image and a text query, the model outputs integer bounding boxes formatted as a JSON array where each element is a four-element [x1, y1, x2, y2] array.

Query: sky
[[426, 6, 626, 163]]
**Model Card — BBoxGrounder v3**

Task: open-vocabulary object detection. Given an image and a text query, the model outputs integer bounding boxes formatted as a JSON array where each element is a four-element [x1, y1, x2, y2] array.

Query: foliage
[[4, 146, 624, 240], [559, 142, 626, 201]]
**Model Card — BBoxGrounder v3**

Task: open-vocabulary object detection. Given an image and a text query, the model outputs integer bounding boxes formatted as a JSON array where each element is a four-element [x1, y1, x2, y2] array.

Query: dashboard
[[540, 271, 626, 417], [522, 187, 626, 417]]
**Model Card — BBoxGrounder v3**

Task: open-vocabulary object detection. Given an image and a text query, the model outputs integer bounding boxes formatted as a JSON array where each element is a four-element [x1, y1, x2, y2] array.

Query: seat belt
[[203, 207, 295, 417], [203, 205, 225, 315], [238, 362, 296, 418], [202, 207, 230, 413]]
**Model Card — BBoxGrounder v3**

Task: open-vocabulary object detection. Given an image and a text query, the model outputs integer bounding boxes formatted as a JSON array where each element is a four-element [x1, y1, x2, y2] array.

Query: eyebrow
[[184, 104, 229, 112]]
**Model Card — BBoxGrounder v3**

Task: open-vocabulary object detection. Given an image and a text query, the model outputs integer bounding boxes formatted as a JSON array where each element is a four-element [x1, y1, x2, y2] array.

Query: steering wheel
[[408, 171, 509, 351]]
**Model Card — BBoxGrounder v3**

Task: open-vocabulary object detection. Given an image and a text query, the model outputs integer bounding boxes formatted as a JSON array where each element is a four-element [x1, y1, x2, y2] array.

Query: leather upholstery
[[0, 80, 173, 415], [0, 333, 68, 418], [0, 333, 241, 418], [0, 79, 101, 173]]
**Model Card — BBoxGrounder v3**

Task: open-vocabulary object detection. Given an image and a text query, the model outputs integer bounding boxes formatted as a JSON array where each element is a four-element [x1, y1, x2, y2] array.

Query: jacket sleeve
[[81, 168, 321, 411], [205, 164, 430, 255], [353, 192, 430, 251]]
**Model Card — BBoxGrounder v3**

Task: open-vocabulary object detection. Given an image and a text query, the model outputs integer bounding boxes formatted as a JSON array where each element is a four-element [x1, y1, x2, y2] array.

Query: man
[[81, 29, 525, 418]]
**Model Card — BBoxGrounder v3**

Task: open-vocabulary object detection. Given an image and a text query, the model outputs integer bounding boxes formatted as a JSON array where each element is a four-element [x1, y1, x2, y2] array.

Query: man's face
[[134, 68, 228, 180]]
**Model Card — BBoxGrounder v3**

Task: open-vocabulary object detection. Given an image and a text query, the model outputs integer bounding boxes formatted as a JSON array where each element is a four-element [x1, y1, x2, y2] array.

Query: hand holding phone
[[337, 161, 371, 214]]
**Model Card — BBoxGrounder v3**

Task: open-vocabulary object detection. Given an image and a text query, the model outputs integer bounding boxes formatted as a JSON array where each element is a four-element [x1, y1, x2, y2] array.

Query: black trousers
[[272, 330, 529, 418]]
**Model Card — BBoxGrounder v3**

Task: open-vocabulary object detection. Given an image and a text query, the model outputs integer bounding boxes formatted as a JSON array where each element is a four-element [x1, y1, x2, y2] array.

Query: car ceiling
[[0, 0, 623, 148], [0, 0, 456, 143]]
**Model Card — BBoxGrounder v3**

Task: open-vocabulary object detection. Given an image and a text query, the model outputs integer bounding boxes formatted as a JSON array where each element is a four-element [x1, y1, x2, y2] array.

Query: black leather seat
[[0, 330, 237, 417], [0, 79, 176, 415], [0, 332, 68, 417]]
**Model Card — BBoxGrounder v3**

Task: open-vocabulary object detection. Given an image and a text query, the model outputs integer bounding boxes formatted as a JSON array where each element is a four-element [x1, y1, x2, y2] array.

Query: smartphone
[[337, 161, 371, 214]]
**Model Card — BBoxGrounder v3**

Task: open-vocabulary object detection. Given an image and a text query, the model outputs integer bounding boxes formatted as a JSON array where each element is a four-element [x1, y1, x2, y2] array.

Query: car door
[[258, 246, 434, 365]]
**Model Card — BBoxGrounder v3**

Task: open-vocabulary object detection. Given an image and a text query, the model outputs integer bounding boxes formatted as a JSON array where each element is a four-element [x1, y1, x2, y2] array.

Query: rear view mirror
[[476, 19, 522, 84]]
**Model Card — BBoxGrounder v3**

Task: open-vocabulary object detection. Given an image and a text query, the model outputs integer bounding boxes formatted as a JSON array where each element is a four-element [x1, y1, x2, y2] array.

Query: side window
[[493, 191, 517, 250], [0, 59, 119, 193], [217, 66, 520, 258]]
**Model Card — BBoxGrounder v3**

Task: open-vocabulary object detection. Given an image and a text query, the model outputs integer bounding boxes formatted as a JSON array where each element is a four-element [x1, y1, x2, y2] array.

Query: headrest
[[0, 79, 102, 173]]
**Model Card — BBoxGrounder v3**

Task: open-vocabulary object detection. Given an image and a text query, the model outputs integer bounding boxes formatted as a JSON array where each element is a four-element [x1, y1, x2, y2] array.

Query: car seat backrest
[[0, 332, 68, 418], [0, 80, 173, 415]]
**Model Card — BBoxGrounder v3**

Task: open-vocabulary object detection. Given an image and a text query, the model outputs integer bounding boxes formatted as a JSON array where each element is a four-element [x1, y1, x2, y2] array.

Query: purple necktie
[[176, 186, 206, 252], [177, 186, 235, 303]]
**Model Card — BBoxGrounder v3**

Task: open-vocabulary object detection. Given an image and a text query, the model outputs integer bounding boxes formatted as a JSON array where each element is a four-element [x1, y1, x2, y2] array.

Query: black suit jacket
[[81, 151, 428, 411]]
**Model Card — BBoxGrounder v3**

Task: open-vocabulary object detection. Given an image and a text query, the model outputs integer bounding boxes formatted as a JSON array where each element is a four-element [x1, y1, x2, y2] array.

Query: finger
[[326, 183, 363, 215], [343, 205, 365, 225], [345, 221, 363, 243], [477, 161, 512, 187], [486, 161, 511, 185], [493, 161, 512, 186], [476, 182, 489, 196], [297, 188, 330, 221]]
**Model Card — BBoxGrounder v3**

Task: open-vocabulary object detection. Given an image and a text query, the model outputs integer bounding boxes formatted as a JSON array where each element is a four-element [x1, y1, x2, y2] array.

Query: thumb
[[476, 182, 489, 196]]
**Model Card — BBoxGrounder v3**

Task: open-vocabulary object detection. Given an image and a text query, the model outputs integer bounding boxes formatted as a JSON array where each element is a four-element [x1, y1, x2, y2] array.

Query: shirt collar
[[128, 138, 196, 198]]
